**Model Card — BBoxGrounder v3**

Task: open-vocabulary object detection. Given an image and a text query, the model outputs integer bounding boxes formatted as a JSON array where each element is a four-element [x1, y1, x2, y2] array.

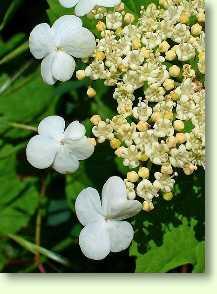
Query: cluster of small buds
[[83, 0, 205, 210]]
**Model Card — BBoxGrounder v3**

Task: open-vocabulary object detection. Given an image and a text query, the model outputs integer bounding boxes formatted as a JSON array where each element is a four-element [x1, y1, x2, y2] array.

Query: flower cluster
[[83, 0, 205, 210]]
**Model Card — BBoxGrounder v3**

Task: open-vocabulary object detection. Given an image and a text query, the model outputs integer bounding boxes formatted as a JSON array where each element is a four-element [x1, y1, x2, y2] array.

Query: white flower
[[59, 0, 121, 16], [29, 15, 96, 85], [75, 176, 142, 260], [26, 116, 94, 174]]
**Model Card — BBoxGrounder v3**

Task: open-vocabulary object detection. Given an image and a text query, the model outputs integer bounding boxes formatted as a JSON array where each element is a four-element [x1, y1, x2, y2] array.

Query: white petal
[[53, 147, 79, 174], [102, 176, 127, 215], [75, 187, 103, 226], [107, 220, 134, 252], [97, 0, 121, 7], [58, 26, 96, 58], [75, 0, 96, 16], [67, 137, 94, 160], [38, 116, 65, 140], [59, 0, 80, 8], [79, 221, 111, 260], [64, 121, 85, 140], [52, 51, 75, 82], [52, 15, 82, 47], [41, 53, 56, 85], [26, 135, 59, 169], [107, 200, 142, 220], [29, 23, 55, 59]]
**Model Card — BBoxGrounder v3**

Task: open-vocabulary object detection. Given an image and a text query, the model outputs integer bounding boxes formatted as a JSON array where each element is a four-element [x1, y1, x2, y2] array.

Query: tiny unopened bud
[[90, 115, 101, 125], [179, 11, 190, 24], [197, 11, 205, 23], [163, 79, 175, 91], [138, 167, 150, 178], [87, 87, 96, 98], [138, 153, 149, 161], [132, 38, 141, 49], [165, 50, 176, 61], [170, 91, 180, 101], [141, 47, 150, 59], [191, 23, 202, 36], [169, 65, 180, 77], [88, 138, 97, 146], [124, 13, 135, 24], [174, 120, 185, 131], [183, 163, 197, 175], [159, 41, 170, 53], [76, 70, 86, 80], [127, 171, 139, 183], [167, 136, 177, 148], [115, 2, 125, 11], [163, 192, 173, 201], [176, 133, 186, 144], [96, 21, 106, 32], [136, 121, 149, 132], [115, 27, 123, 36], [164, 111, 174, 120], [161, 164, 173, 175], [110, 138, 121, 149], [143, 201, 154, 212], [95, 51, 105, 61]]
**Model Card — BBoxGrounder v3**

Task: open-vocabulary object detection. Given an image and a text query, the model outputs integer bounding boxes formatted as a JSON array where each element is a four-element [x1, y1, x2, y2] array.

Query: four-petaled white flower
[[59, 0, 121, 16], [26, 116, 94, 174], [75, 176, 142, 260], [29, 15, 96, 85]]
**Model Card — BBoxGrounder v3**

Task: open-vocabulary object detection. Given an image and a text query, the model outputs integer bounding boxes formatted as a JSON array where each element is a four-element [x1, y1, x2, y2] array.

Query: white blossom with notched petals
[[26, 116, 94, 174], [75, 176, 142, 260], [29, 15, 96, 85], [59, 0, 121, 16]]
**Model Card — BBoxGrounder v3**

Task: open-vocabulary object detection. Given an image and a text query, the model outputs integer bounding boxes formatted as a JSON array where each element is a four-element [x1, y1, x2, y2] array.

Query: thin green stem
[[9, 122, 37, 132]]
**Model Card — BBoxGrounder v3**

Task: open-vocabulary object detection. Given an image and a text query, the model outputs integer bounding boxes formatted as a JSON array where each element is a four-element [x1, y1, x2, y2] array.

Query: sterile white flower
[[75, 176, 142, 260], [26, 116, 94, 174], [29, 15, 96, 85], [59, 0, 121, 16]]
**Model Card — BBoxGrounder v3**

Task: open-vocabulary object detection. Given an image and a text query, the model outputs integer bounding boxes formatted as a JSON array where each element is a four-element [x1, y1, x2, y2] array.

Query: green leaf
[[8, 234, 70, 267], [0, 0, 24, 31], [0, 147, 39, 235], [0, 69, 58, 137], [130, 217, 205, 273]]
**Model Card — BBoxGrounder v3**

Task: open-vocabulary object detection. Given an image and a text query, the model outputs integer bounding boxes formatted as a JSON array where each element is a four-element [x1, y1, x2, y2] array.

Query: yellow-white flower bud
[[124, 13, 135, 24], [95, 51, 106, 61], [110, 138, 121, 149], [173, 120, 185, 131], [132, 38, 141, 49], [167, 136, 177, 148], [163, 79, 175, 91], [165, 49, 176, 61], [115, 2, 125, 11], [127, 171, 139, 183], [161, 164, 173, 175], [90, 115, 101, 125], [163, 192, 173, 201], [179, 11, 190, 24], [138, 167, 150, 178], [159, 41, 170, 53], [176, 133, 186, 144], [88, 138, 97, 146], [197, 11, 205, 23], [143, 201, 154, 212], [169, 65, 180, 77], [183, 163, 197, 175], [76, 70, 86, 80], [87, 87, 96, 98], [136, 121, 149, 132], [141, 47, 150, 59], [96, 21, 106, 32], [191, 23, 202, 36]]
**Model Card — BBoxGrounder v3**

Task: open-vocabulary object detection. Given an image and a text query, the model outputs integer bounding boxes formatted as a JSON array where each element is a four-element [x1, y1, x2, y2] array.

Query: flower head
[[26, 116, 94, 174], [29, 15, 96, 85], [59, 0, 121, 16], [75, 176, 142, 260]]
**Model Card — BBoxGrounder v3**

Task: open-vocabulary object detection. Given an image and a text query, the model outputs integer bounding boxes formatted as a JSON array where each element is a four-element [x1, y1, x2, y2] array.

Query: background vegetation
[[0, 0, 205, 273]]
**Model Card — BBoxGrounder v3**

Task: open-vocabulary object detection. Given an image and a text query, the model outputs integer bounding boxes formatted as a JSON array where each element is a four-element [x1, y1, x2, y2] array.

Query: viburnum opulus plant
[[25, 0, 205, 262]]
